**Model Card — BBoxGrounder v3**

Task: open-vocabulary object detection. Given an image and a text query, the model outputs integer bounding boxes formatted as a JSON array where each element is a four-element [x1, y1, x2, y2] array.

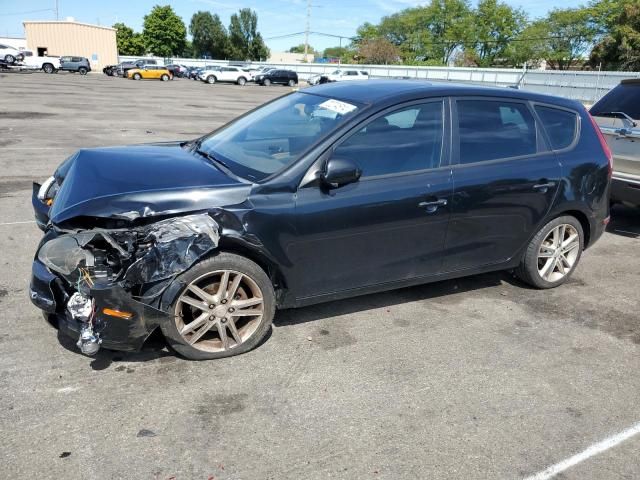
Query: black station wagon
[[30, 81, 612, 360]]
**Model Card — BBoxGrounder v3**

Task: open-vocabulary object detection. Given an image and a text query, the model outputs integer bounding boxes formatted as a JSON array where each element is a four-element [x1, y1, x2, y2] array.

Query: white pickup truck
[[21, 50, 60, 73]]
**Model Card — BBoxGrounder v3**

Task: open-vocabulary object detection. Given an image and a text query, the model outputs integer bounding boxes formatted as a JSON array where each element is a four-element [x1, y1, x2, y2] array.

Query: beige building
[[23, 20, 117, 70]]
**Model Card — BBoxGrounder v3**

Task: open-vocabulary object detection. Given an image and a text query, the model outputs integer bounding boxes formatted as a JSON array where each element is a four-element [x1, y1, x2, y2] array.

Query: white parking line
[[523, 421, 640, 480], [0, 220, 35, 226]]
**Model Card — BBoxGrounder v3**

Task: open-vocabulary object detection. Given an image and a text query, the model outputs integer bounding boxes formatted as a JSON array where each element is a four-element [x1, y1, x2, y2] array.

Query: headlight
[[38, 234, 94, 276], [37, 176, 57, 201]]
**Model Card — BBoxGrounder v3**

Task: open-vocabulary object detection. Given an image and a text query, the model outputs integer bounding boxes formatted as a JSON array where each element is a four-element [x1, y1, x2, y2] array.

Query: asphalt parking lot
[[1, 72, 639, 480]]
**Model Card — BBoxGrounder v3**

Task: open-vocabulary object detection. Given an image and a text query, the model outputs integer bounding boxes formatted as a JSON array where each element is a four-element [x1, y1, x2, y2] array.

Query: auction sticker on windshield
[[318, 99, 358, 116]]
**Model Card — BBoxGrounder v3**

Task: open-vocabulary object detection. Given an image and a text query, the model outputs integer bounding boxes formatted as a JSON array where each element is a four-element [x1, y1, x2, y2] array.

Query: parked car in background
[[257, 69, 298, 86], [103, 64, 117, 76], [308, 73, 322, 85], [187, 66, 204, 80], [166, 64, 187, 78], [0, 43, 24, 63], [591, 79, 640, 208], [127, 65, 172, 81], [20, 50, 60, 73], [117, 58, 158, 77], [325, 69, 369, 82], [252, 67, 276, 83], [200, 65, 250, 85], [29, 81, 612, 360], [59, 56, 91, 75]]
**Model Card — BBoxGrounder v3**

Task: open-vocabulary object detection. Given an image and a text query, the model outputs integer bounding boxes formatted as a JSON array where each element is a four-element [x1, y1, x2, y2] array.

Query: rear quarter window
[[535, 106, 578, 150], [591, 82, 640, 120]]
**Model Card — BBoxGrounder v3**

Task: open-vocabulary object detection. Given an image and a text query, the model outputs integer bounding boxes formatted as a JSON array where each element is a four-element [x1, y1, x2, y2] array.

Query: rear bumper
[[611, 175, 640, 207], [29, 259, 170, 352]]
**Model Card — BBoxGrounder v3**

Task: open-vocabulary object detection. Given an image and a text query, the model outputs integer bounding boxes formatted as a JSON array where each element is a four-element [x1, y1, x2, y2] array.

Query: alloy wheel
[[174, 270, 264, 353], [537, 224, 580, 282]]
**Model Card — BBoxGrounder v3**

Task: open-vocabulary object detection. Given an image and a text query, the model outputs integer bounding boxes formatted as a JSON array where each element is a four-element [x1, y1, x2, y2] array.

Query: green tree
[[228, 8, 269, 61], [113, 22, 145, 56], [190, 11, 228, 59], [289, 44, 315, 54], [357, 38, 400, 64], [323, 46, 349, 58], [543, 8, 598, 69], [589, 0, 640, 70], [142, 5, 187, 58], [503, 21, 551, 67], [470, 0, 527, 66], [353, 0, 474, 65]]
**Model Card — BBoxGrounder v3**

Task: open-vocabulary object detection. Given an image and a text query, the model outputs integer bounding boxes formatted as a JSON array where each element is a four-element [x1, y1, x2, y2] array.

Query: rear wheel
[[42, 63, 54, 74], [287, 79, 296, 87], [515, 215, 584, 289], [161, 253, 275, 360], [78, 67, 88, 75], [133, 73, 141, 80], [206, 75, 216, 84], [237, 76, 247, 86], [161, 74, 169, 81]]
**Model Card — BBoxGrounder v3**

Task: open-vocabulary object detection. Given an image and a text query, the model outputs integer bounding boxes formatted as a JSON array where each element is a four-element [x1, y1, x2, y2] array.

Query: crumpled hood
[[49, 143, 251, 224]]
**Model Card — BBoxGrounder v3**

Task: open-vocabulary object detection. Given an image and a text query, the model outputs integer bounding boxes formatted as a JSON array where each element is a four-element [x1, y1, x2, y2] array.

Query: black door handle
[[418, 199, 447, 212]]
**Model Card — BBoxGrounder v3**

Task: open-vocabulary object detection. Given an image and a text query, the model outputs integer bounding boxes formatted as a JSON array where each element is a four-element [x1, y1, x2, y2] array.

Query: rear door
[[443, 97, 561, 272]]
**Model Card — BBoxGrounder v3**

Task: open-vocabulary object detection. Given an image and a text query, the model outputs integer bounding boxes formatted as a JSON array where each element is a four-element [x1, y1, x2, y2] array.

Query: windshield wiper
[[591, 111, 637, 126], [194, 148, 231, 171]]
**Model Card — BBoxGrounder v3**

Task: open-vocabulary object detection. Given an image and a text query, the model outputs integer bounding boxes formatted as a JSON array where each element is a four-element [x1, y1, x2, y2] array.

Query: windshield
[[197, 92, 362, 181]]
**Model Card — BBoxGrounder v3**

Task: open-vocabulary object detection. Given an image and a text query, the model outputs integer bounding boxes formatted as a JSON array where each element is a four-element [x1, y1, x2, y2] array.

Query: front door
[[289, 99, 453, 300], [443, 97, 561, 272]]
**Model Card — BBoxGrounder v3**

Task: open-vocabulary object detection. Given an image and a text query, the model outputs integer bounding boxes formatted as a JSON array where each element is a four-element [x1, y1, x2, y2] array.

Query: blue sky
[[0, 0, 582, 53]]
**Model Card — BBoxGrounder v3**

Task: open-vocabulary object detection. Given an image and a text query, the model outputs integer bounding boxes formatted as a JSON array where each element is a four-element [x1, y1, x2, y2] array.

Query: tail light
[[587, 111, 613, 177]]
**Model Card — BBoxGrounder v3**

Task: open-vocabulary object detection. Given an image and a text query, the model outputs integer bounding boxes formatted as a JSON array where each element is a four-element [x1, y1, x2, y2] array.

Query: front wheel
[[161, 74, 169, 81], [161, 252, 275, 360], [287, 79, 296, 87], [515, 215, 584, 289], [206, 75, 216, 84], [4, 54, 15, 64], [133, 73, 141, 80], [263, 78, 271, 86]]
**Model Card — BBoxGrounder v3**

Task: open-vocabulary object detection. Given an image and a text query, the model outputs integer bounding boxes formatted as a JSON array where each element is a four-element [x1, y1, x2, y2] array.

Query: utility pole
[[304, 0, 311, 61], [55, 0, 59, 20]]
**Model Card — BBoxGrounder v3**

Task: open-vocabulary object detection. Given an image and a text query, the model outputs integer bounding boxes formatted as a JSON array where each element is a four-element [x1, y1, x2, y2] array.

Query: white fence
[[119, 55, 640, 104]]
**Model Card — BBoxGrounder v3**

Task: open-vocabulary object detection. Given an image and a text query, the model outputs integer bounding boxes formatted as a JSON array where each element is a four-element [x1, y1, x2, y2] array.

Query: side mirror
[[321, 158, 361, 188]]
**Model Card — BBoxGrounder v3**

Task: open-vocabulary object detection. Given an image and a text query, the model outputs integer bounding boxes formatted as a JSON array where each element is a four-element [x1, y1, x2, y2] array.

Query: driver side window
[[333, 101, 444, 177]]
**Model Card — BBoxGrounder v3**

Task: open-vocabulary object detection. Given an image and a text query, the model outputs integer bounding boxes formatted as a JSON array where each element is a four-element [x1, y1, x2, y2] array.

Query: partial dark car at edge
[[30, 81, 612, 360]]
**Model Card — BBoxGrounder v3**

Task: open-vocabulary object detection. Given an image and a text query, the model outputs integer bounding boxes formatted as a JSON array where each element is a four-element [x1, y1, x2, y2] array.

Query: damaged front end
[[30, 214, 220, 355]]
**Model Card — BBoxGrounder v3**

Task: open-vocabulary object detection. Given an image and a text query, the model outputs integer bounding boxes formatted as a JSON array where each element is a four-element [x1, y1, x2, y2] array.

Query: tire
[[79, 67, 87, 75], [4, 54, 15, 64], [263, 78, 271, 86], [111, 70, 119, 77], [161, 74, 169, 81], [515, 215, 584, 289], [42, 63, 54, 74], [133, 73, 142, 80], [237, 76, 246, 86], [160, 252, 275, 360], [287, 79, 296, 87], [206, 75, 216, 84]]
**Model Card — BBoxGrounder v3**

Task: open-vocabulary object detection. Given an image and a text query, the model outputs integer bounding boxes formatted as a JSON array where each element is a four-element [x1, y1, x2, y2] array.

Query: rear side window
[[334, 101, 444, 177], [535, 106, 578, 150], [591, 82, 640, 120], [457, 99, 537, 164]]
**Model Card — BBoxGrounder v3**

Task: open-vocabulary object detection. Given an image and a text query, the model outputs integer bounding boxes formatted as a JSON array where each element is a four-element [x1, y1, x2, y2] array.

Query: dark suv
[[30, 81, 611, 360], [59, 56, 91, 74], [257, 69, 298, 86]]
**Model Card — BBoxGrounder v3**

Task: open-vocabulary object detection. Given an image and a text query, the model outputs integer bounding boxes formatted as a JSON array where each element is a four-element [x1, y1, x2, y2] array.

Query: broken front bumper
[[30, 259, 171, 351]]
